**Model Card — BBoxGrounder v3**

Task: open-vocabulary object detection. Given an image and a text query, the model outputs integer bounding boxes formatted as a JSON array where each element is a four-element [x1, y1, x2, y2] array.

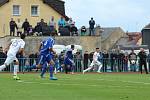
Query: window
[[13, 5, 20, 16], [31, 5, 39, 16]]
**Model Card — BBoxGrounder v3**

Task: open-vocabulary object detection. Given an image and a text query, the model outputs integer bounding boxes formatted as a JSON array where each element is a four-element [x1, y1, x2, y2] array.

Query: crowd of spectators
[[0, 46, 150, 74], [9, 17, 97, 37]]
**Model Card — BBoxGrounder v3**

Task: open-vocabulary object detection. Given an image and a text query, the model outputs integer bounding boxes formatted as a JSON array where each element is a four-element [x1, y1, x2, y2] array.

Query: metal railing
[[0, 58, 150, 73]]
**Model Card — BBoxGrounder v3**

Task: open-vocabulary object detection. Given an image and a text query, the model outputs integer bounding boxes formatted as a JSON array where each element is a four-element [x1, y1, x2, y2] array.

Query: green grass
[[0, 73, 150, 100]]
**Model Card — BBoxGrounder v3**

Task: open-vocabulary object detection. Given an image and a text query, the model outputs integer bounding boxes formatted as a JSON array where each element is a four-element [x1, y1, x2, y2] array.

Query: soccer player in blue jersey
[[30, 37, 57, 80], [64, 45, 75, 74]]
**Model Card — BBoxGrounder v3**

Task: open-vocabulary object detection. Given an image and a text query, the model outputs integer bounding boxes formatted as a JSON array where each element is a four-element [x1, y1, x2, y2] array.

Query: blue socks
[[49, 65, 54, 78], [40, 63, 47, 78]]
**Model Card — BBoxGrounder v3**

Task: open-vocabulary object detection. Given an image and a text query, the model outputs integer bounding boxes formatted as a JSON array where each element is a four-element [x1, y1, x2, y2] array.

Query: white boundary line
[[17, 80, 129, 88]]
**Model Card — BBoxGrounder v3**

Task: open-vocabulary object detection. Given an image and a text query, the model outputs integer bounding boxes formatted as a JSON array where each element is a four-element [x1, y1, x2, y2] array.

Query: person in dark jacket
[[83, 51, 89, 70], [110, 49, 117, 72], [34, 23, 42, 36], [89, 17, 95, 36], [0, 47, 7, 65], [138, 48, 148, 74], [9, 18, 17, 36], [102, 50, 109, 72], [22, 18, 30, 34]]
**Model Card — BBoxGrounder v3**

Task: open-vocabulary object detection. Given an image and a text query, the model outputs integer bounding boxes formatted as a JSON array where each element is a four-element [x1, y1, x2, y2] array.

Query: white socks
[[97, 64, 102, 72], [14, 65, 19, 76], [0, 65, 6, 71], [84, 67, 93, 72]]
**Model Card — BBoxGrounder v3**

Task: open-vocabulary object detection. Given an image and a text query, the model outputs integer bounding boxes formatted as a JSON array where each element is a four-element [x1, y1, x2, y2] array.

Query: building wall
[[142, 29, 150, 49], [0, 0, 63, 37]]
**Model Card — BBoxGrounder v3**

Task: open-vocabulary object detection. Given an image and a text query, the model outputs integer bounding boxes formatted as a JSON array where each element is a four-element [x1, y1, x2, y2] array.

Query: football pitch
[[0, 73, 150, 100]]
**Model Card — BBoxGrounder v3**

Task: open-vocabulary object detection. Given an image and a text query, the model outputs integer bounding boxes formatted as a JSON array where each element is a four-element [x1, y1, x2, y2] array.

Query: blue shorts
[[64, 58, 73, 66], [38, 54, 53, 65]]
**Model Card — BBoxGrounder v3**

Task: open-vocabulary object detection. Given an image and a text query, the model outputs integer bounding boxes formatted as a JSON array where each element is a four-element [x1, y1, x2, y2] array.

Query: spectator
[[59, 51, 65, 69], [148, 52, 150, 72], [38, 19, 50, 36], [42, 23, 51, 36], [74, 51, 82, 72], [81, 26, 87, 36], [117, 50, 125, 72], [58, 17, 66, 31], [83, 51, 89, 70], [48, 16, 56, 33], [65, 18, 74, 33], [110, 49, 117, 72], [70, 23, 78, 36], [128, 50, 137, 72], [28, 25, 34, 36], [138, 48, 148, 74], [68, 18, 74, 26], [0, 47, 7, 65], [34, 23, 42, 36], [102, 50, 109, 72], [29, 52, 35, 67], [22, 18, 30, 34], [123, 52, 129, 72], [16, 18, 23, 36], [89, 17, 95, 36], [89, 52, 94, 63], [9, 18, 17, 36]]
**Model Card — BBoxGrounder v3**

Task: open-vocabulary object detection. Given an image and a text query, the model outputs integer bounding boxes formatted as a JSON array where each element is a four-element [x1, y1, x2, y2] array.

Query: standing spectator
[[110, 49, 117, 72], [138, 48, 148, 74], [83, 51, 89, 70], [16, 18, 22, 36], [147, 52, 150, 72], [128, 50, 137, 72], [58, 17, 66, 30], [29, 52, 35, 67], [59, 51, 65, 70], [22, 18, 30, 34], [117, 50, 125, 72], [34, 23, 42, 36], [81, 26, 87, 36], [0, 47, 7, 65], [89, 17, 95, 36], [49, 16, 56, 33], [89, 52, 94, 63], [123, 52, 128, 72], [102, 50, 109, 72], [9, 18, 17, 36], [39, 19, 48, 35], [74, 51, 82, 72]]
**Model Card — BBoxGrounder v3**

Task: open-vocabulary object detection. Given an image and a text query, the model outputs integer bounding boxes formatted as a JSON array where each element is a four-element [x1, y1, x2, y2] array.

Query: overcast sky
[[64, 0, 150, 32]]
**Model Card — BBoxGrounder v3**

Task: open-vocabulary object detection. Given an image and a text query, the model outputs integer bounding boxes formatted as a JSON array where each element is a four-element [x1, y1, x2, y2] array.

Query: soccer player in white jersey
[[0, 34, 26, 80], [83, 48, 102, 74]]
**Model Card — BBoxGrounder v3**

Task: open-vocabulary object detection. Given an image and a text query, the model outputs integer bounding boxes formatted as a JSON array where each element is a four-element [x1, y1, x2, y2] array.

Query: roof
[[0, 0, 9, 6], [142, 23, 150, 30], [101, 27, 123, 40], [0, 0, 68, 19], [43, 0, 68, 19]]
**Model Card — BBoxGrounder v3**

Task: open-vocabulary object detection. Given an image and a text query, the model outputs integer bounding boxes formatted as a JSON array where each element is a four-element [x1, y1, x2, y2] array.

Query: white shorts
[[90, 61, 102, 67], [5, 55, 18, 66]]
